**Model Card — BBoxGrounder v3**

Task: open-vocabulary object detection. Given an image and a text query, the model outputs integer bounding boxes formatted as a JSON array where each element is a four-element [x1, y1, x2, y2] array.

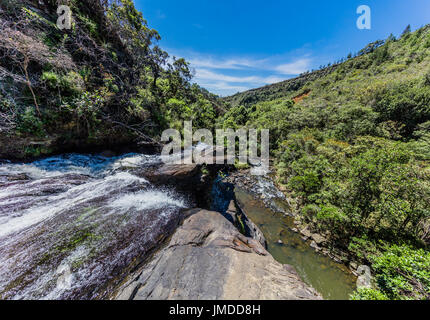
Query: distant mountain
[[223, 64, 339, 108]]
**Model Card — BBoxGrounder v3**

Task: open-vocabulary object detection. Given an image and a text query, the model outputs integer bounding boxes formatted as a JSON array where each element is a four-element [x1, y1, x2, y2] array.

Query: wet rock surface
[[0, 154, 190, 299], [0, 153, 353, 300], [235, 196, 268, 248], [140, 163, 200, 190], [210, 174, 267, 248], [115, 209, 322, 300], [222, 170, 293, 216]]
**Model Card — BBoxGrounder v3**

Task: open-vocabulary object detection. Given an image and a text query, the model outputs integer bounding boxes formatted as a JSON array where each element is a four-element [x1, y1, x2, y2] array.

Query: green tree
[[402, 24, 412, 38]]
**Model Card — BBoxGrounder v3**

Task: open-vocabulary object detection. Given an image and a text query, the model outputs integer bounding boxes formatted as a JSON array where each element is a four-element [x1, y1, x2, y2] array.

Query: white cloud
[[275, 58, 312, 75], [189, 57, 260, 70], [195, 69, 288, 85], [200, 81, 250, 92], [195, 69, 261, 84], [169, 49, 313, 96], [197, 81, 251, 96], [262, 75, 287, 84]]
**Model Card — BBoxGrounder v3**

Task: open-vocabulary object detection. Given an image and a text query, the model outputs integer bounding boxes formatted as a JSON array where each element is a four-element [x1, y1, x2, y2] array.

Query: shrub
[[41, 71, 84, 96], [373, 45, 390, 65], [350, 288, 389, 300], [371, 245, 430, 300], [371, 81, 430, 136], [17, 107, 45, 137], [424, 73, 430, 86], [41, 71, 60, 89]]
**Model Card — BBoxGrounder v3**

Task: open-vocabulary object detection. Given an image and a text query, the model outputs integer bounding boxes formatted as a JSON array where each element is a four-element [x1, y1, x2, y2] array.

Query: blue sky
[[135, 0, 430, 96]]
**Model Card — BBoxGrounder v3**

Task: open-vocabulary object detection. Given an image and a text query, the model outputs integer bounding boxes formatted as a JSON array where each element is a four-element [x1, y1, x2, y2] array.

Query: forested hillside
[[219, 25, 430, 300], [1, 0, 429, 301], [0, 0, 222, 158]]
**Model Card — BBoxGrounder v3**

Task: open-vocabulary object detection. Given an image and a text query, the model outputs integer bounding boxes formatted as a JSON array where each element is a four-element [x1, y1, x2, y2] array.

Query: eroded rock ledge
[[115, 209, 322, 300]]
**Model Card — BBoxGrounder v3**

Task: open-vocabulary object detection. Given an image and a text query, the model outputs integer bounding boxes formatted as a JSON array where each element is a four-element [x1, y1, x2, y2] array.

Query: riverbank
[[220, 170, 360, 270], [213, 170, 357, 299]]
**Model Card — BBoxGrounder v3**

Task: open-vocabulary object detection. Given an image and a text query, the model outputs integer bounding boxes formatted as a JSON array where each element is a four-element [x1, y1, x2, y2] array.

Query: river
[[234, 188, 357, 300], [0, 153, 356, 300], [0, 153, 189, 299]]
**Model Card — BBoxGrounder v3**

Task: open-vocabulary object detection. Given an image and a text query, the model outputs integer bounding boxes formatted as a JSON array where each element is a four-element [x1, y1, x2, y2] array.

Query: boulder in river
[[225, 200, 238, 225], [234, 192, 268, 248], [142, 163, 200, 187], [311, 233, 327, 245], [300, 227, 312, 240], [114, 209, 322, 300]]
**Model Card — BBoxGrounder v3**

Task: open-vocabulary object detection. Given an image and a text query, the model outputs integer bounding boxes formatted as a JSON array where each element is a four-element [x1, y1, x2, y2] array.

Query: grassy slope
[[223, 65, 339, 109], [225, 29, 430, 110]]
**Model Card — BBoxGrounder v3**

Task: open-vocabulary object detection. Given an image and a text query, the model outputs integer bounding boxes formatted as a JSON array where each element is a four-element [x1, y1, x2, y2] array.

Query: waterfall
[[0, 153, 189, 300]]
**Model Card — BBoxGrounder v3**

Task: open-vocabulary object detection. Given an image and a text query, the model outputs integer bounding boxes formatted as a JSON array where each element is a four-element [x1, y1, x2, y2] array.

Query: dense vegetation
[[219, 25, 430, 300], [0, 0, 222, 158], [1, 0, 429, 301]]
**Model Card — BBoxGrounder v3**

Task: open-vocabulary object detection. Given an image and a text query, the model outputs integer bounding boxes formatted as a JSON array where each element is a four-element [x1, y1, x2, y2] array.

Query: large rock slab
[[144, 163, 200, 186], [140, 156, 231, 190], [234, 197, 268, 249], [115, 209, 322, 300]]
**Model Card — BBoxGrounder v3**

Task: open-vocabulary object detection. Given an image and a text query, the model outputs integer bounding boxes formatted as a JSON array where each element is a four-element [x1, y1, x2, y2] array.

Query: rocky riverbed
[[115, 209, 321, 300], [0, 154, 193, 299], [213, 170, 358, 299], [223, 170, 363, 267], [0, 152, 326, 300]]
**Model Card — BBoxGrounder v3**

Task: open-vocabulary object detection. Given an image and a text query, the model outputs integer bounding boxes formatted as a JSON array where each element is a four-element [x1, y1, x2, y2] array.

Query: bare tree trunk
[[21, 54, 41, 117]]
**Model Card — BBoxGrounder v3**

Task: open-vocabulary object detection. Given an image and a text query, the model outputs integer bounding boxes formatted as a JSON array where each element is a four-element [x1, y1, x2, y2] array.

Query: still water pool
[[235, 188, 357, 300]]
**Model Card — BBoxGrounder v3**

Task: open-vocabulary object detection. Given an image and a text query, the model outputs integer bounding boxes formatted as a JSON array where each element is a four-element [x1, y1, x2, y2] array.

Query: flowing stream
[[233, 177, 357, 300], [211, 174, 357, 300], [0, 153, 356, 300], [0, 154, 189, 299]]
